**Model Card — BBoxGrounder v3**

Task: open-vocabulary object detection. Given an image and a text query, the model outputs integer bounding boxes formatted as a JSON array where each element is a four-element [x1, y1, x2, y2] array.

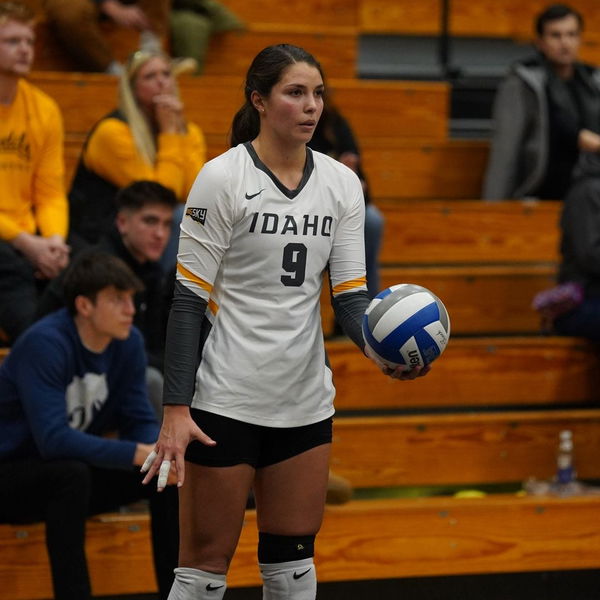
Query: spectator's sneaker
[[326, 470, 353, 505]]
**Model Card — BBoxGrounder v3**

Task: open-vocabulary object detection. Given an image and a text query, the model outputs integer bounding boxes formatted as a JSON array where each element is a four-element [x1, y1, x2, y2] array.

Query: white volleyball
[[362, 283, 451, 370]]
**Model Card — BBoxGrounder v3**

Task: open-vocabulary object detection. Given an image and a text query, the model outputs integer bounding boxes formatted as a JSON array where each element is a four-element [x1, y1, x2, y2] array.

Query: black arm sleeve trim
[[331, 289, 371, 352], [162, 280, 208, 406]]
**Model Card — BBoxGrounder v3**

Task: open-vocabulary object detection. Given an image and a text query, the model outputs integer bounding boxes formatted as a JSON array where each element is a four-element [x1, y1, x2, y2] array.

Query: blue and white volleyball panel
[[362, 284, 451, 369]]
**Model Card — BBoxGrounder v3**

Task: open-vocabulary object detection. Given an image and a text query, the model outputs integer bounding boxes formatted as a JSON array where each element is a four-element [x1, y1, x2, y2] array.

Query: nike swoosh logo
[[245, 189, 265, 200], [206, 583, 225, 591], [293, 568, 312, 580]]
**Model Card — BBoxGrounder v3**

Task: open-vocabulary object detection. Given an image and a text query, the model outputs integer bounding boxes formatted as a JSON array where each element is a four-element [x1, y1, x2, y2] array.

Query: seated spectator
[[0, 251, 178, 600], [548, 153, 600, 340], [170, 0, 244, 75], [0, 1, 69, 345], [483, 3, 600, 201], [68, 48, 206, 267], [41, 0, 170, 74], [39, 181, 177, 418], [308, 99, 384, 298]]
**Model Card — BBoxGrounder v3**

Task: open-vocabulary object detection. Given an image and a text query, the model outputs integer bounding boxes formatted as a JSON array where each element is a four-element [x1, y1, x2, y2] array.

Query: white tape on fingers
[[157, 459, 171, 489], [141, 450, 158, 473]]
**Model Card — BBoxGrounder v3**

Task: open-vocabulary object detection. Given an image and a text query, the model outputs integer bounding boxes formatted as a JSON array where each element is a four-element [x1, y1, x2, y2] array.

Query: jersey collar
[[244, 142, 314, 199]]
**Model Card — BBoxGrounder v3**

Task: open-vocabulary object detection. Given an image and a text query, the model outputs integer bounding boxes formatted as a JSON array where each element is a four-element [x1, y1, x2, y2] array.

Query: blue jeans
[[554, 298, 600, 341], [364, 203, 384, 298]]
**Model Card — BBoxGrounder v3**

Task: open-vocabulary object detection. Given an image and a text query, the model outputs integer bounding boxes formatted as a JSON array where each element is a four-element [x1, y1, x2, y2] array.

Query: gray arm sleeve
[[162, 281, 208, 406], [331, 289, 371, 352]]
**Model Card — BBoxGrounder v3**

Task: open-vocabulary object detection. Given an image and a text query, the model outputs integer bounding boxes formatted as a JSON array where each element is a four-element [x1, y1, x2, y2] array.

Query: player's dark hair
[[115, 180, 178, 213], [63, 252, 144, 315], [535, 4, 583, 36], [230, 44, 324, 147]]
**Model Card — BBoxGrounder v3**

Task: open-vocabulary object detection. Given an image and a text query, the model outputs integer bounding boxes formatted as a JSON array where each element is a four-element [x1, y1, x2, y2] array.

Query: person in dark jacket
[[0, 252, 178, 600], [552, 152, 600, 339], [483, 4, 600, 201], [39, 180, 177, 417]]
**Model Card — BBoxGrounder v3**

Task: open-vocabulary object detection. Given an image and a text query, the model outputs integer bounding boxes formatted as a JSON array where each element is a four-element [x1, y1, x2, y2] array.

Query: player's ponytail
[[230, 101, 260, 147], [230, 44, 323, 147]]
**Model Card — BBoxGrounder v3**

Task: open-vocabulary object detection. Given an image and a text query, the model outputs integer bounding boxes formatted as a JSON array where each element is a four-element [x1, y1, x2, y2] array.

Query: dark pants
[[554, 298, 600, 341], [0, 241, 38, 344], [0, 458, 179, 600]]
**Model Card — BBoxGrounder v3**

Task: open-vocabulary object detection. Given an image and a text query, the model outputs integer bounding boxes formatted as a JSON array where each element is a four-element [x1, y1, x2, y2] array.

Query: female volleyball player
[[141, 44, 428, 600]]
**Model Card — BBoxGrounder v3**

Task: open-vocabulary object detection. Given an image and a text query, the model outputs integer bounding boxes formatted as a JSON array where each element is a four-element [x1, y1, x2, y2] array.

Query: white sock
[[167, 567, 227, 600], [260, 558, 316, 600]]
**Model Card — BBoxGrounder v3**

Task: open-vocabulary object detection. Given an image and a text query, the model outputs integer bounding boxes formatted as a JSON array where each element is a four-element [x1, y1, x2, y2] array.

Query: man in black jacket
[[483, 4, 600, 201], [39, 180, 177, 417]]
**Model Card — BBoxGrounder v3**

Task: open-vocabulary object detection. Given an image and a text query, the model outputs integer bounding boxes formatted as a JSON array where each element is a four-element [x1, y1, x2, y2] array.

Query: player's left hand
[[140, 404, 216, 491], [365, 344, 431, 380]]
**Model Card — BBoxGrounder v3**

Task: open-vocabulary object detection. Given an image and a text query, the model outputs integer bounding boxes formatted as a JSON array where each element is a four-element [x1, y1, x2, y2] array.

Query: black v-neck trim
[[244, 142, 314, 199]]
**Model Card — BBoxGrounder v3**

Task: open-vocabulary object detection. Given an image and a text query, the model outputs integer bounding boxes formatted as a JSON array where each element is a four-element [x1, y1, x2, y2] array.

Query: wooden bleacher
[[379, 264, 554, 334], [361, 139, 488, 200], [28, 1, 358, 78], [5, 3, 600, 598], [329, 336, 600, 410], [322, 200, 561, 336], [6, 488, 600, 598], [358, 0, 600, 40], [377, 199, 560, 264], [26, 0, 600, 71], [358, 0, 600, 65], [29, 72, 450, 187], [332, 408, 600, 487], [3, 332, 600, 599]]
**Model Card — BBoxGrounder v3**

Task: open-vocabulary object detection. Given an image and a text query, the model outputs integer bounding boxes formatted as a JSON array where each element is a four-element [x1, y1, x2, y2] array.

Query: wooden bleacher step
[[379, 264, 555, 335], [30, 13, 359, 78], [223, 0, 359, 30], [331, 409, 600, 487], [328, 337, 600, 411], [377, 199, 561, 264], [31, 72, 448, 143], [362, 139, 488, 199], [6, 493, 600, 599], [359, 0, 600, 63], [359, 0, 443, 35], [203, 29, 358, 78]]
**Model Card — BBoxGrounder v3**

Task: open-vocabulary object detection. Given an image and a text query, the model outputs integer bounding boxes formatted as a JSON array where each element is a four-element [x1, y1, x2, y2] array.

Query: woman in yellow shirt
[[69, 49, 206, 266]]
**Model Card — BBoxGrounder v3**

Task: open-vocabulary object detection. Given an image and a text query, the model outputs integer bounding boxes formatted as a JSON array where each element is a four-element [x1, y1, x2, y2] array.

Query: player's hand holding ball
[[363, 284, 451, 379]]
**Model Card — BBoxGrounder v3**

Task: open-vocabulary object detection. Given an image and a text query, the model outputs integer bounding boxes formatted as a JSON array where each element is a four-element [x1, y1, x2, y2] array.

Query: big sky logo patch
[[186, 207, 207, 225]]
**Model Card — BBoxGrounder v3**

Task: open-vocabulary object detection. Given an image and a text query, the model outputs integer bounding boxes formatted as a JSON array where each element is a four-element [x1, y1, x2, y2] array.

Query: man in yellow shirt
[[0, 1, 69, 344]]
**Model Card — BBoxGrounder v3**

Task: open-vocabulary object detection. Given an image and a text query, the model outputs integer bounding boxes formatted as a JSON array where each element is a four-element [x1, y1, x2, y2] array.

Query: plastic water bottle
[[549, 429, 586, 496], [524, 429, 597, 496], [555, 429, 576, 485]]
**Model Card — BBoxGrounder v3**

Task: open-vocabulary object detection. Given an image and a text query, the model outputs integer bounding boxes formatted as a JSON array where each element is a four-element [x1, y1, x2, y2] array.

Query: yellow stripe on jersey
[[208, 299, 219, 315], [177, 263, 213, 293], [332, 277, 367, 296]]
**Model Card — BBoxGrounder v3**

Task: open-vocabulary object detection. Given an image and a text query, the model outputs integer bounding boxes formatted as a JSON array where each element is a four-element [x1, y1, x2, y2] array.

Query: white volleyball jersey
[[177, 142, 366, 427]]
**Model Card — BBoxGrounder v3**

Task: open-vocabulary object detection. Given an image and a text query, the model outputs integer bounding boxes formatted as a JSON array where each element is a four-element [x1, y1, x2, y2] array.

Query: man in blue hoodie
[[0, 251, 178, 600]]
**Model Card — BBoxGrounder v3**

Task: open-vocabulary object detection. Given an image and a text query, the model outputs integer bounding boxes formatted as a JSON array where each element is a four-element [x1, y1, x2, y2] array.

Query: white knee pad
[[167, 567, 227, 600], [260, 558, 316, 600]]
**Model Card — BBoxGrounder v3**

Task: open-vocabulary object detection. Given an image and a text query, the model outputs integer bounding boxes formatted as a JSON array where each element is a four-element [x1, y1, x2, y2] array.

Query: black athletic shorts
[[185, 409, 333, 468]]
